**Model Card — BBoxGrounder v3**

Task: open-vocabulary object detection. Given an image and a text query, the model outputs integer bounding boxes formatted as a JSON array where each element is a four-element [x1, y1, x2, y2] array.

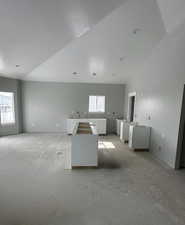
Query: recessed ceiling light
[[16, 64, 20, 67], [133, 28, 141, 34], [92, 72, 97, 76]]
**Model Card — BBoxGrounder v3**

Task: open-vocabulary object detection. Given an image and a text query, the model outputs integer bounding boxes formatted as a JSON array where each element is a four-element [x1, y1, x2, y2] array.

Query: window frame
[[0, 91, 16, 126], [88, 95, 105, 113]]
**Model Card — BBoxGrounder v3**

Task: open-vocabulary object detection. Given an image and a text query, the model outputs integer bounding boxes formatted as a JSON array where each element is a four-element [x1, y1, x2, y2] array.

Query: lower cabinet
[[116, 119, 123, 136], [71, 134, 98, 167], [129, 125, 151, 150], [120, 121, 130, 142]]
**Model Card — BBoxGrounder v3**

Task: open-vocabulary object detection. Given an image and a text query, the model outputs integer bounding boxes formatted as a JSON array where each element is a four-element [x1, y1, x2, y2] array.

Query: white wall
[[124, 21, 185, 168], [22, 81, 125, 134]]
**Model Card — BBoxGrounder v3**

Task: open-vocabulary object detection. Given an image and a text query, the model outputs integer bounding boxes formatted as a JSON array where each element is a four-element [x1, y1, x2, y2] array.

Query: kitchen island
[[67, 118, 106, 135], [65, 122, 98, 169]]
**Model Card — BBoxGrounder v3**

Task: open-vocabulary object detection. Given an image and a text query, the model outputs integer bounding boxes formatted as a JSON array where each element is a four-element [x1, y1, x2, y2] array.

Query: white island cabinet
[[67, 118, 106, 135], [65, 122, 98, 169]]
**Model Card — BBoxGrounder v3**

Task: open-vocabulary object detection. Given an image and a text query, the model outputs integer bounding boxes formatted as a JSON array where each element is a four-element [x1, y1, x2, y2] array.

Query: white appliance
[[67, 118, 106, 135], [129, 125, 151, 150], [120, 120, 130, 142]]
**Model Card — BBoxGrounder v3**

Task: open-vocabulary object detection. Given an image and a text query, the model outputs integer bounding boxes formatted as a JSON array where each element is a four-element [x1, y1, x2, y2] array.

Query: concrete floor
[[0, 134, 185, 225]]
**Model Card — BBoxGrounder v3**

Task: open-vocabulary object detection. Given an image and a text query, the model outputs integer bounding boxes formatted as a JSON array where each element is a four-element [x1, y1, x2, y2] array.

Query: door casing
[[175, 85, 185, 169]]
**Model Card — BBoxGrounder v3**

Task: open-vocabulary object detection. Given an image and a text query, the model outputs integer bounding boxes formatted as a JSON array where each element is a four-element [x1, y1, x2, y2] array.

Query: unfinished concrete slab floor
[[0, 134, 185, 225]]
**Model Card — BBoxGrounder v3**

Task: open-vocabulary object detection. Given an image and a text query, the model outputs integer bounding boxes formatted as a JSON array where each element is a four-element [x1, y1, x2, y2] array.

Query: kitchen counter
[[67, 118, 106, 135]]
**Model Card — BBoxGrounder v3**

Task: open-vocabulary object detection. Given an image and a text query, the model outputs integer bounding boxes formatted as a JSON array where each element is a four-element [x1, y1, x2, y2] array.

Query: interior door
[[128, 92, 136, 122], [176, 85, 185, 169], [130, 96, 135, 122]]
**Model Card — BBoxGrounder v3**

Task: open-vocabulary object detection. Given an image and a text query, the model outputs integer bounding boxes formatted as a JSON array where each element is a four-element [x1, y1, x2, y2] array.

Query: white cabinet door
[[71, 135, 98, 167], [116, 120, 119, 135], [120, 121, 130, 141], [89, 119, 99, 134], [129, 125, 151, 149], [128, 125, 134, 148], [67, 119, 73, 134], [116, 119, 123, 136], [90, 119, 106, 134], [98, 120, 106, 134]]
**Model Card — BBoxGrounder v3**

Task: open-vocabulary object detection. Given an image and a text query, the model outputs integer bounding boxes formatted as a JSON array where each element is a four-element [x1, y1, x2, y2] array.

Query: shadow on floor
[[98, 151, 123, 169]]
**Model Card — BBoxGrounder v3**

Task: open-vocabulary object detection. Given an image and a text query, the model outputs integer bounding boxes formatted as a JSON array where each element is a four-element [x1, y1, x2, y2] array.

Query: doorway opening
[[127, 92, 136, 122], [175, 85, 185, 169]]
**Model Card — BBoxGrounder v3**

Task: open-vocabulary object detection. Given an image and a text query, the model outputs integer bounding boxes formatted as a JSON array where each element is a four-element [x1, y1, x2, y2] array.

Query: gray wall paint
[[0, 76, 22, 136], [124, 21, 185, 168], [21, 81, 125, 133]]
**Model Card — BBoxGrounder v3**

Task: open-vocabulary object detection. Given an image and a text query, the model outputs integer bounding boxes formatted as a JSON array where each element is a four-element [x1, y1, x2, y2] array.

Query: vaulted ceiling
[[156, 0, 185, 33], [0, 0, 126, 77], [27, 0, 165, 83], [0, 0, 182, 83]]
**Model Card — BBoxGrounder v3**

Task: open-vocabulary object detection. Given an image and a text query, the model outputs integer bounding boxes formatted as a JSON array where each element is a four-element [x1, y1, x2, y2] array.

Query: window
[[89, 96, 105, 113], [0, 92, 15, 125]]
